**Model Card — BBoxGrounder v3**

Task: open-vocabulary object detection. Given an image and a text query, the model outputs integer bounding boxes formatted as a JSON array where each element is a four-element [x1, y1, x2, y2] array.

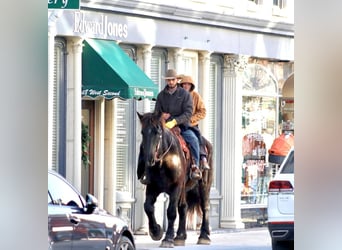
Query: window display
[[241, 64, 279, 206]]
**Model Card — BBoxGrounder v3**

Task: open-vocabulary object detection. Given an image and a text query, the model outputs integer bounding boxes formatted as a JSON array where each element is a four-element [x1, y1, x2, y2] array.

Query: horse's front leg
[[144, 189, 163, 241], [160, 187, 180, 248], [174, 201, 187, 246]]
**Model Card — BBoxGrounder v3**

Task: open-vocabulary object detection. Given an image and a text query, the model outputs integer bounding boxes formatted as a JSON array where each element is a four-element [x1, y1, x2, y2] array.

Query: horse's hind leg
[[197, 182, 211, 245], [144, 193, 163, 241]]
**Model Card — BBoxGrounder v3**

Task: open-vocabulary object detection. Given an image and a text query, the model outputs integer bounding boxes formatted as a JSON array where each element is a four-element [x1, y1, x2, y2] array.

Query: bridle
[[154, 128, 174, 162]]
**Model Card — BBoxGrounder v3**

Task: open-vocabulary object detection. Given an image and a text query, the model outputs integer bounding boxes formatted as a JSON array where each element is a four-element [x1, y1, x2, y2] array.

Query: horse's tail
[[186, 203, 203, 229], [186, 136, 214, 229], [203, 136, 214, 191]]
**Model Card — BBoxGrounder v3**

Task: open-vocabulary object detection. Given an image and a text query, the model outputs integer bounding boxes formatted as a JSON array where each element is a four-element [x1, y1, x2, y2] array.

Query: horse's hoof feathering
[[160, 239, 174, 248]]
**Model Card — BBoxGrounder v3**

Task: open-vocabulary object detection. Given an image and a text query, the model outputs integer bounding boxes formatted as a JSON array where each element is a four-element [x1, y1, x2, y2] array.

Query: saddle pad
[[171, 127, 190, 160]]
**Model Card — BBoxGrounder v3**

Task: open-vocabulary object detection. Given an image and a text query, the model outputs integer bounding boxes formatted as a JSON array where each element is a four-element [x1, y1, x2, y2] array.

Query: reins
[[155, 131, 174, 162]]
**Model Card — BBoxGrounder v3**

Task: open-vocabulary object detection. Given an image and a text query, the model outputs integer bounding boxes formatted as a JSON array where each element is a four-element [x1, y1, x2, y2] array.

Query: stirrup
[[201, 157, 210, 170], [190, 165, 202, 180]]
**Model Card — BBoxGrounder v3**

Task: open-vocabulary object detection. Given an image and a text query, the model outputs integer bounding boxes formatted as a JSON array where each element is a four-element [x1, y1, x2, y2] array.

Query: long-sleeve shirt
[[154, 86, 193, 127], [189, 91, 206, 127]]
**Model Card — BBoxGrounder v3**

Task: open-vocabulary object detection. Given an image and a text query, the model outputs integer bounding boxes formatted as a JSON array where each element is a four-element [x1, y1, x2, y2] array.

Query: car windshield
[[280, 150, 294, 174]]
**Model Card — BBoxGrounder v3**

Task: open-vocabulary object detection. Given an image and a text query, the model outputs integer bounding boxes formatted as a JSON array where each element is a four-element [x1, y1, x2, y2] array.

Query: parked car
[[48, 170, 135, 250], [267, 147, 294, 250]]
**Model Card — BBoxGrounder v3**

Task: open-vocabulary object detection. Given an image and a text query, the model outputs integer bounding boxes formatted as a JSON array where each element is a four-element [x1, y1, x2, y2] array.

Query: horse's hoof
[[160, 239, 174, 248], [174, 239, 185, 246], [197, 238, 211, 245], [149, 224, 163, 241]]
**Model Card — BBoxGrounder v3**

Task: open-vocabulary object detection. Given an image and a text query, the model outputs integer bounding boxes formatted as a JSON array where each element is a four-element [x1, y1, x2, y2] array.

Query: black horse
[[137, 111, 213, 248]]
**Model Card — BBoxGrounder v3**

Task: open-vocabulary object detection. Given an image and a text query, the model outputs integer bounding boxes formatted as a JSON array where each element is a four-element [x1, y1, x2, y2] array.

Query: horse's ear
[[154, 110, 163, 120], [137, 112, 143, 121]]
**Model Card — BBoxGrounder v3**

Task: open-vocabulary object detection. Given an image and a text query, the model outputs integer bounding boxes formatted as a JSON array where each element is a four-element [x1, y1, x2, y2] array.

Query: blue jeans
[[181, 129, 200, 166]]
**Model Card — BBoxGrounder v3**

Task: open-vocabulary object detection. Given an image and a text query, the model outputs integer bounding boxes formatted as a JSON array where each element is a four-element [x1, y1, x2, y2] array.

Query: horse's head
[[137, 112, 165, 166]]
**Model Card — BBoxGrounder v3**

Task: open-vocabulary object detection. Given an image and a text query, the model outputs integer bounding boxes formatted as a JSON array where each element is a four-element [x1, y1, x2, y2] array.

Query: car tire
[[272, 239, 294, 250], [115, 236, 135, 250]]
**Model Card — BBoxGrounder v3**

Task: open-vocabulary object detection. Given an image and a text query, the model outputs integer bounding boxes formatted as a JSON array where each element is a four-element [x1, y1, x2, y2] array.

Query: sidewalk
[[134, 227, 270, 250]]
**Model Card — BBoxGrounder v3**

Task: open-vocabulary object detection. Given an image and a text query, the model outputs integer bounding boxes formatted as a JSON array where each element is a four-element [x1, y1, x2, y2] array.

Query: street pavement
[[134, 227, 271, 250]]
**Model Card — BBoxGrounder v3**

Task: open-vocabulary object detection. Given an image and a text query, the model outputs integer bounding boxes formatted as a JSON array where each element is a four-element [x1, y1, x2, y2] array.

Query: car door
[[49, 204, 82, 250], [276, 150, 294, 215], [70, 206, 111, 250], [48, 172, 109, 250], [48, 176, 75, 250]]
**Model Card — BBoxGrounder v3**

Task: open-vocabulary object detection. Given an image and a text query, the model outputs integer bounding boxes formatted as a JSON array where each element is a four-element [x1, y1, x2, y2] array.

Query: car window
[[48, 193, 52, 204], [48, 173, 84, 208], [280, 150, 294, 174]]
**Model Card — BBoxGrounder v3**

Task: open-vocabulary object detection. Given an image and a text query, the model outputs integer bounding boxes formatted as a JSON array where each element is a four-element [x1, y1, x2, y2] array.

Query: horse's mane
[[139, 112, 166, 129]]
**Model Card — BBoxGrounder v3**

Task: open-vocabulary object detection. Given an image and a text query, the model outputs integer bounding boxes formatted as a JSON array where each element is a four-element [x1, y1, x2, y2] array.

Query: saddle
[[171, 126, 208, 184], [170, 126, 190, 160]]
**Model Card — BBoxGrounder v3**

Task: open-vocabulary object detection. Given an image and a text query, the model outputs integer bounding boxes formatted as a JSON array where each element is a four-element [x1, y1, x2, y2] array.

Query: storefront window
[[241, 64, 278, 206]]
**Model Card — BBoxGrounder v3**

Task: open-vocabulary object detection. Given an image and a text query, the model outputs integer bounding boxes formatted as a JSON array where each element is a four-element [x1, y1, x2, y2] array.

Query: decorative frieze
[[224, 54, 249, 76]]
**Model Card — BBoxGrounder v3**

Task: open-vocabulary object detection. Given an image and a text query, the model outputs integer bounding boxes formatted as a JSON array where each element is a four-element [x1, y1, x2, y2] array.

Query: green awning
[[82, 39, 158, 100]]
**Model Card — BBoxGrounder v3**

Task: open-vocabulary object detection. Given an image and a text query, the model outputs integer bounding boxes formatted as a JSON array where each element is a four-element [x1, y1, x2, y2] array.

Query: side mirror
[[85, 194, 98, 214]]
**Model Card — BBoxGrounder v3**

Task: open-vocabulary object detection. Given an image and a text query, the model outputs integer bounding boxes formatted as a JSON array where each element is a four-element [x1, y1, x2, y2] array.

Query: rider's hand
[[165, 119, 177, 129], [162, 112, 171, 121]]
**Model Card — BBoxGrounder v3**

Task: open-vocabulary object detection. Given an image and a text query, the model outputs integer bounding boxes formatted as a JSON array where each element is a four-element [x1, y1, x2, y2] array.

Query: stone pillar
[[220, 54, 249, 229], [94, 98, 105, 208], [198, 51, 223, 229], [66, 38, 83, 192], [141, 45, 152, 76], [48, 10, 63, 170], [135, 45, 154, 235], [140, 45, 153, 112], [198, 51, 211, 135], [47, 18, 56, 171], [104, 100, 115, 214], [172, 48, 183, 72]]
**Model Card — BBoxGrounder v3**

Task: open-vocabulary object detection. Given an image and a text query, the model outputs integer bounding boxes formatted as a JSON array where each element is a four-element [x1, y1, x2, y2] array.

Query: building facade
[[48, 0, 294, 232]]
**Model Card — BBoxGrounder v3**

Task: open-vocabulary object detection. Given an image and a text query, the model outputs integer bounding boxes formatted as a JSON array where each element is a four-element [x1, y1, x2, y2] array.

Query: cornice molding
[[81, 0, 294, 37]]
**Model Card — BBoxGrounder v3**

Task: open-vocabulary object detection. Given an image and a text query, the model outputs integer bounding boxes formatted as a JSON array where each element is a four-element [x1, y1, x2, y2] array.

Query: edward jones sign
[[48, 0, 80, 9]]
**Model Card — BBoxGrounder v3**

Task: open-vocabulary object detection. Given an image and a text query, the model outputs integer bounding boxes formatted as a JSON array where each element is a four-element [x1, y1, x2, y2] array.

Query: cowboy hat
[[163, 69, 178, 79]]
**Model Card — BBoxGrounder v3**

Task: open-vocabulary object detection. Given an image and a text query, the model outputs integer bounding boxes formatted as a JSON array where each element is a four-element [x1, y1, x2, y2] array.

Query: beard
[[167, 83, 177, 89]]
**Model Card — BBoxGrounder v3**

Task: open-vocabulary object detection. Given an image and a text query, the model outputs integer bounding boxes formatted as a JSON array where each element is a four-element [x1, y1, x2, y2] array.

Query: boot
[[190, 164, 202, 180], [201, 156, 210, 170]]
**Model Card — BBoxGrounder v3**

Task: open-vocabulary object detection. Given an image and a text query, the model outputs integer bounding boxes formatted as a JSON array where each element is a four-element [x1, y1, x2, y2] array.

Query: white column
[[47, 10, 63, 170], [220, 54, 249, 229], [66, 38, 83, 191], [172, 48, 183, 72], [47, 19, 56, 171], [94, 98, 105, 208], [104, 100, 115, 214], [140, 45, 153, 112], [198, 51, 211, 136], [141, 45, 152, 76], [135, 45, 153, 235]]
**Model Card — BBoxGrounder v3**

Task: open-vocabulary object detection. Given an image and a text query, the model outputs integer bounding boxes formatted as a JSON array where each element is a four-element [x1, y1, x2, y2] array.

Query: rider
[[156, 69, 202, 180], [137, 69, 202, 184], [178, 75, 210, 169]]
